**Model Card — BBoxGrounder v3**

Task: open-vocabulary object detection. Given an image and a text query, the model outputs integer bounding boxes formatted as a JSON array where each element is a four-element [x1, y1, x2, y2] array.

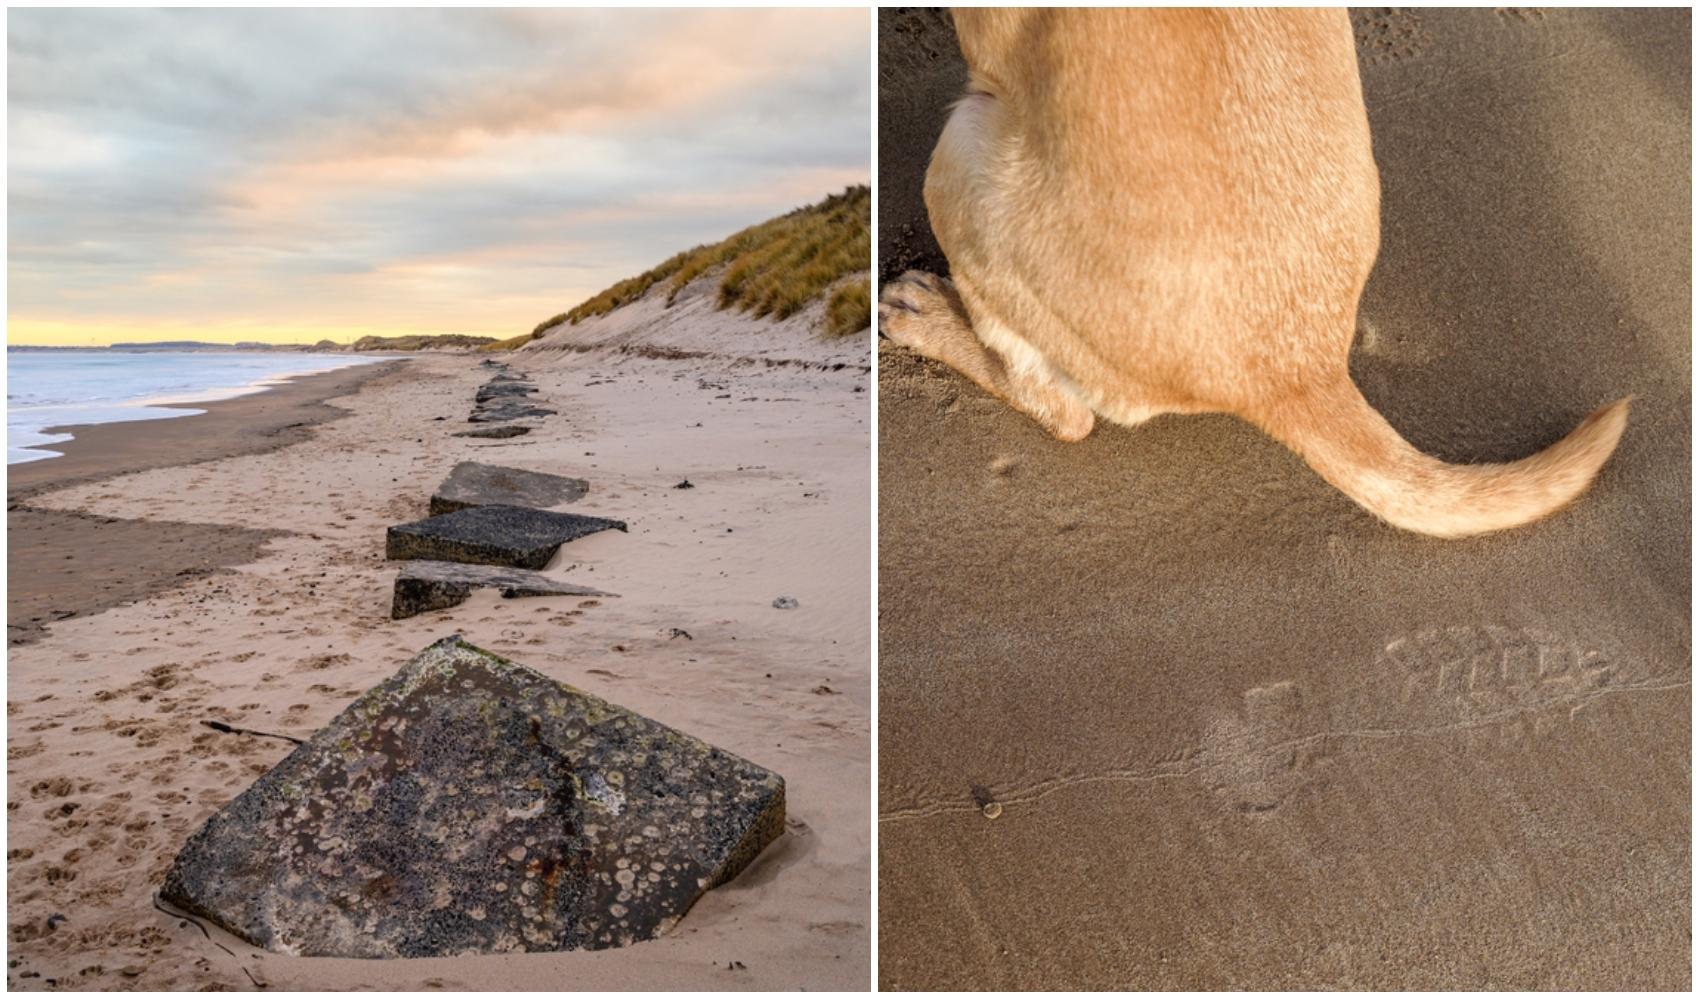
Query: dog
[[879, 8, 1628, 538]]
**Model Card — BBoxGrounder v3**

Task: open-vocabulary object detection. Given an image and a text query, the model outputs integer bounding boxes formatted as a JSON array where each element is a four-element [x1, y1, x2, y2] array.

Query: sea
[[6, 350, 381, 464]]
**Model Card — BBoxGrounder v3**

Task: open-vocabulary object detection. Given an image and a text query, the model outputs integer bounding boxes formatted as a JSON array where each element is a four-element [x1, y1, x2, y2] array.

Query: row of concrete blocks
[[159, 367, 779, 961], [389, 364, 623, 616], [452, 358, 554, 436]]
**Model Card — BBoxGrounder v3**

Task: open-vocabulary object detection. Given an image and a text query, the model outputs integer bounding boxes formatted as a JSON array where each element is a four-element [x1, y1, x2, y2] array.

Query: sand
[[876, 7, 1689, 990], [7, 322, 870, 986]]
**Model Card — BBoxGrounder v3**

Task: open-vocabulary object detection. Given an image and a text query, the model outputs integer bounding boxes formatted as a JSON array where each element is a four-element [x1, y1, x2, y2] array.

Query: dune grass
[[479, 333, 536, 352], [528, 186, 871, 342], [349, 333, 497, 351], [824, 277, 871, 338]]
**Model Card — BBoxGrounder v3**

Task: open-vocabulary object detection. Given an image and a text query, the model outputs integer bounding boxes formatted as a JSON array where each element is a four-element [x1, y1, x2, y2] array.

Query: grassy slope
[[520, 186, 871, 348], [350, 333, 497, 351]]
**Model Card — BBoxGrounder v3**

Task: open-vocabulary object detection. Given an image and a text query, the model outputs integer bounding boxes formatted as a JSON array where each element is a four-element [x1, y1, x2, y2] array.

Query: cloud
[[6, 8, 870, 344]]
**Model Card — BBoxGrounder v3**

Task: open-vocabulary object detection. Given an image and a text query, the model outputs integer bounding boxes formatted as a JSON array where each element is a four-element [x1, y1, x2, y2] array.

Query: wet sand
[[7, 334, 870, 988], [8, 361, 401, 501], [877, 7, 1689, 990]]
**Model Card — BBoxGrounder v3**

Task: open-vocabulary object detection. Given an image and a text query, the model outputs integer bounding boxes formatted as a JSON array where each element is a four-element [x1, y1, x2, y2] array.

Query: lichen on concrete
[[159, 636, 786, 958]]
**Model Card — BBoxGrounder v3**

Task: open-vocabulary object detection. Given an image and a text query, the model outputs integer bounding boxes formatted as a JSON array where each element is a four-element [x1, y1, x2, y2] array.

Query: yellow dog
[[880, 8, 1627, 538]]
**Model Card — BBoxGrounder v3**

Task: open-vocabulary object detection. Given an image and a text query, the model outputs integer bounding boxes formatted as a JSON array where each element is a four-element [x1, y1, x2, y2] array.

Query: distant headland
[[8, 334, 499, 354]]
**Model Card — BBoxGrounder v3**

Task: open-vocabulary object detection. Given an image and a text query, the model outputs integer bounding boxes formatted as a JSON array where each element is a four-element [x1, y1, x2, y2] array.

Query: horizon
[[7, 8, 870, 347]]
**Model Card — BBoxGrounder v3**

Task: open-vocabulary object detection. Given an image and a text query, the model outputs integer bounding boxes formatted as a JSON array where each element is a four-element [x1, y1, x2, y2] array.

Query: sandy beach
[[7, 333, 870, 987], [877, 7, 1688, 990]]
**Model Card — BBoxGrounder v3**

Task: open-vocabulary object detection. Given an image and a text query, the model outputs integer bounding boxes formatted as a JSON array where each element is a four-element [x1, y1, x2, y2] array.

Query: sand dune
[[526, 265, 869, 371]]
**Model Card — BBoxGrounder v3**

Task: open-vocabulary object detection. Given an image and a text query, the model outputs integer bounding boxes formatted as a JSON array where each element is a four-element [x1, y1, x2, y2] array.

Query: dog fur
[[879, 7, 1628, 538]]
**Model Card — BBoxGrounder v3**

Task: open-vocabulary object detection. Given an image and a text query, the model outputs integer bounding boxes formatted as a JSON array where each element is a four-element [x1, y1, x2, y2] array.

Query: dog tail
[[1260, 378, 1630, 538]]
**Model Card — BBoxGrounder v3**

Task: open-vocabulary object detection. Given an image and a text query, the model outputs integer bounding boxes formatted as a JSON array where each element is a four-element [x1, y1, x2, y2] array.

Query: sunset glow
[[7, 8, 870, 346]]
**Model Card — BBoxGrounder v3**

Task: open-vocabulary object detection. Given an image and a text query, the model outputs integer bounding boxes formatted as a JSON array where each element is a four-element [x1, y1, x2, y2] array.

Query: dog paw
[[878, 271, 957, 345]]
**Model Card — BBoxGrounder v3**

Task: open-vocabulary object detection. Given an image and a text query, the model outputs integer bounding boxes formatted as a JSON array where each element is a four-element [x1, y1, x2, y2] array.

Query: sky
[[6, 8, 870, 346]]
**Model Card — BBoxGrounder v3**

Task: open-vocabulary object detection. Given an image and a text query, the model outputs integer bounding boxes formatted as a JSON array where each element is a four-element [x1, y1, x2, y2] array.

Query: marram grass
[[824, 277, 871, 339], [519, 186, 871, 346]]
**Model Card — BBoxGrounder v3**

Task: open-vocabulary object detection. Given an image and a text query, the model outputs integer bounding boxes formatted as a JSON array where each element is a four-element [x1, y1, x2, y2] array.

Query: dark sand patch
[[6, 509, 282, 647], [877, 7, 1689, 990]]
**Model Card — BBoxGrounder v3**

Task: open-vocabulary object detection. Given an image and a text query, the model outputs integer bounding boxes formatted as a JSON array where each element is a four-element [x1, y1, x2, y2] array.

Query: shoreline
[[8, 360, 406, 502], [8, 351, 384, 465], [8, 361, 407, 647]]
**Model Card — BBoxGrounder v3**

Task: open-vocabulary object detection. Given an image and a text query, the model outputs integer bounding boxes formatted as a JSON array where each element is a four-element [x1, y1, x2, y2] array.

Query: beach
[[877, 7, 1689, 990], [7, 341, 870, 988]]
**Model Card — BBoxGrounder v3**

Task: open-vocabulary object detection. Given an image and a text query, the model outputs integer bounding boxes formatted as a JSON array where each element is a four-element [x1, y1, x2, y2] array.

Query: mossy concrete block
[[391, 561, 611, 618], [386, 505, 626, 569], [429, 462, 589, 516], [159, 636, 786, 957]]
